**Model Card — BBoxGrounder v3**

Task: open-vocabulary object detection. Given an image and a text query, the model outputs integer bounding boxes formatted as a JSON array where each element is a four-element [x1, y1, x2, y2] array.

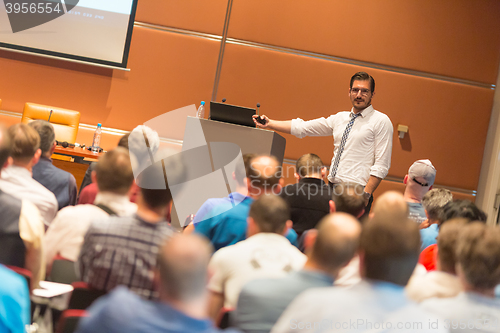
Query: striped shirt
[[78, 214, 176, 300]]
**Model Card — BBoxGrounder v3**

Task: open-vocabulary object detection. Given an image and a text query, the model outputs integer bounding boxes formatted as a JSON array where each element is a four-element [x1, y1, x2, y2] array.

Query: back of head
[[158, 234, 213, 302], [234, 153, 256, 186], [456, 223, 500, 291], [249, 194, 290, 234], [360, 216, 420, 286], [331, 183, 365, 217], [0, 126, 12, 168], [437, 218, 468, 274], [247, 155, 281, 193], [295, 153, 324, 178], [28, 120, 55, 157], [422, 188, 453, 222], [408, 159, 436, 188], [137, 151, 186, 209], [117, 133, 131, 150], [310, 212, 361, 274], [441, 200, 487, 226], [8, 123, 40, 164], [371, 191, 408, 221], [95, 147, 134, 195]]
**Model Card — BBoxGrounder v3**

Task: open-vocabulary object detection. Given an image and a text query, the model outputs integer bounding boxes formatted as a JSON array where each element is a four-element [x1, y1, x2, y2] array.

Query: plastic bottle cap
[[201, 101, 205, 105], [97, 123, 102, 127]]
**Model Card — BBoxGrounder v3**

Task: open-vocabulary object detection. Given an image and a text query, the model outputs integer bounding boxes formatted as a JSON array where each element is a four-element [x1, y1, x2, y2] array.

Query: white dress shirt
[[0, 165, 58, 226], [43, 192, 137, 271], [291, 105, 393, 185]]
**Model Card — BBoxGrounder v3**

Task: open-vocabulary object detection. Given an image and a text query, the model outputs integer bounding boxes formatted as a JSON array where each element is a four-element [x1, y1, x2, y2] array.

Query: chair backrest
[[6, 265, 32, 290], [56, 309, 88, 333], [49, 259, 79, 285], [68, 282, 106, 310], [21, 103, 80, 144]]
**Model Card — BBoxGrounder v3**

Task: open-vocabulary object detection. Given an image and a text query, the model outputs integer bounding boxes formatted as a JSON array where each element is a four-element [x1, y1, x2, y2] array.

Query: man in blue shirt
[[233, 212, 361, 333], [0, 265, 30, 333], [76, 234, 240, 333], [194, 155, 297, 251]]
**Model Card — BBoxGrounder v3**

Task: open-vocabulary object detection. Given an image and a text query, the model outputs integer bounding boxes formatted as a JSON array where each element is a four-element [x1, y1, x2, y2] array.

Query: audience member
[[419, 200, 487, 271], [271, 214, 445, 333], [0, 123, 58, 226], [0, 125, 45, 289], [329, 182, 366, 218], [421, 223, 500, 329], [29, 120, 77, 210], [195, 155, 297, 251], [78, 155, 185, 300], [279, 153, 331, 236], [403, 159, 436, 224], [0, 264, 30, 332], [78, 132, 135, 204], [370, 190, 409, 221], [44, 147, 137, 273], [188, 153, 255, 228], [234, 213, 361, 333], [76, 234, 240, 333], [207, 195, 306, 320], [419, 188, 453, 250], [406, 218, 467, 302]]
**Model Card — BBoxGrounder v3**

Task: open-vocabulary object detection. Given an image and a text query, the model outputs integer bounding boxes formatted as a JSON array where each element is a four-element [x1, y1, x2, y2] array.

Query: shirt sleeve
[[369, 115, 393, 179], [207, 249, 228, 294], [290, 116, 336, 139], [19, 200, 45, 289], [43, 208, 70, 273]]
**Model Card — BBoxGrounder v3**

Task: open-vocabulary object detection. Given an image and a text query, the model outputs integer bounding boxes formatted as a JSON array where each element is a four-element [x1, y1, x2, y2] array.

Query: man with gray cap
[[403, 159, 436, 225]]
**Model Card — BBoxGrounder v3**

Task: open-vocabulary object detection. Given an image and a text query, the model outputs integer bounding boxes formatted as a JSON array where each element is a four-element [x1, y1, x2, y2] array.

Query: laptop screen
[[209, 102, 256, 127]]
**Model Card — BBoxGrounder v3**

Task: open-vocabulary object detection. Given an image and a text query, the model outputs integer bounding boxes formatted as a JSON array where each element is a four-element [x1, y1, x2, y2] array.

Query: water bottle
[[91, 123, 102, 152], [196, 101, 205, 118]]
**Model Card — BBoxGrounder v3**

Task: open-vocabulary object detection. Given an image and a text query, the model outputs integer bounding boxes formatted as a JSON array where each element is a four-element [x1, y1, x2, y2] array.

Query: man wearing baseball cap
[[403, 159, 436, 225]]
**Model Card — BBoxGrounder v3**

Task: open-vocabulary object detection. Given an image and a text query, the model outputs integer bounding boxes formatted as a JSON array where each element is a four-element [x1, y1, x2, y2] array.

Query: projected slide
[[0, 0, 136, 66]]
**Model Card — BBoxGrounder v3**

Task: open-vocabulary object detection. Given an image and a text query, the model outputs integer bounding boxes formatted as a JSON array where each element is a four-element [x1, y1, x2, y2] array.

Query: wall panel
[[228, 0, 500, 84], [135, 0, 228, 35], [217, 42, 493, 190]]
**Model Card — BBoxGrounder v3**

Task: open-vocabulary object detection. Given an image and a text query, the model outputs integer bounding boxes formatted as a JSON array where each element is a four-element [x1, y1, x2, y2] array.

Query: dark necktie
[[329, 112, 361, 179]]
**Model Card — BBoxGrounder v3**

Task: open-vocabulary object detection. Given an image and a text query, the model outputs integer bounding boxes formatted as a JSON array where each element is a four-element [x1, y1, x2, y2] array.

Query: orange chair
[[21, 103, 80, 144]]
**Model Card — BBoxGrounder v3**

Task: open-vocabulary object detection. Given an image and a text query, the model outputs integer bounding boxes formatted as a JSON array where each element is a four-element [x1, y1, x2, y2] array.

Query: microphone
[[56, 140, 75, 148], [48, 110, 53, 122], [222, 98, 226, 103], [256, 103, 266, 125]]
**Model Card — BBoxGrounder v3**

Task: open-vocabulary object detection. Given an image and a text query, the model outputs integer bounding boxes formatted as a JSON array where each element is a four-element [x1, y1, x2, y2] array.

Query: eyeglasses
[[350, 88, 371, 96]]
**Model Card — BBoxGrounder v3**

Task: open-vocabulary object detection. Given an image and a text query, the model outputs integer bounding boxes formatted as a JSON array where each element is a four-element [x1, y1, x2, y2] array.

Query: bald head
[[247, 155, 281, 195], [158, 234, 213, 302], [309, 212, 361, 275], [371, 191, 408, 221]]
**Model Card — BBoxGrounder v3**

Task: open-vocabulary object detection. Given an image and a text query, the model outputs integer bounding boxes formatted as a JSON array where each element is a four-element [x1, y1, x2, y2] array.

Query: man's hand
[[252, 114, 270, 128]]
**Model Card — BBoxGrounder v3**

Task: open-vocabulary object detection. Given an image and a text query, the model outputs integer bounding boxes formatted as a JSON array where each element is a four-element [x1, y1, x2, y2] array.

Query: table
[[53, 146, 104, 163]]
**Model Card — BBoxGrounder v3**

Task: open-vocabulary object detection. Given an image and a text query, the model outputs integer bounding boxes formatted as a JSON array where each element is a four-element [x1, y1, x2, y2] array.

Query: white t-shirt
[[406, 271, 463, 303], [208, 233, 307, 308]]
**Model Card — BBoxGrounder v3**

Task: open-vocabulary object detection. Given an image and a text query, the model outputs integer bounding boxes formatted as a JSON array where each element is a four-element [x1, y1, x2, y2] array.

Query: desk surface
[[54, 146, 104, 159]]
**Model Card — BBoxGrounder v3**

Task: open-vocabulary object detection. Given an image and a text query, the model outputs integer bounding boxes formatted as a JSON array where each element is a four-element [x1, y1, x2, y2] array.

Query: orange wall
[[0, 0, 499, 195]]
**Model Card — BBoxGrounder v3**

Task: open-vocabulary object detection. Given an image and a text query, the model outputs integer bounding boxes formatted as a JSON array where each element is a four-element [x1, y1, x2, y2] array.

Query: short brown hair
[[296, 153, 324, 178], [350, 72, 375, 93], [422, 188, 453, 222], [360, 216, 420, 286], [249, 194, 290, 234], [0, 126, 12, 167], [28, 120, 55, 156], [8, 123, 40, 163], [331, 183, 365, 217], [437, 218, 468, 274], [95, 147, 134, 195], [456, 223, 500, 290]]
